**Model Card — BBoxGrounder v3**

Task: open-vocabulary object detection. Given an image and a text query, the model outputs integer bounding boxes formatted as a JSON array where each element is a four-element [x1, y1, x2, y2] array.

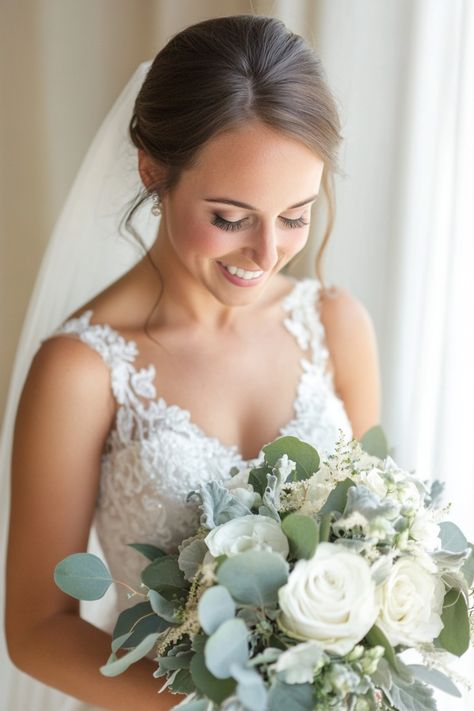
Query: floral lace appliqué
[[49, 279, 353, 612]]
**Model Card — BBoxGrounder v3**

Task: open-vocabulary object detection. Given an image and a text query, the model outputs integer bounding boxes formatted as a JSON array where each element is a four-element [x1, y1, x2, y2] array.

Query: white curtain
[[380, 1, 474, 707]]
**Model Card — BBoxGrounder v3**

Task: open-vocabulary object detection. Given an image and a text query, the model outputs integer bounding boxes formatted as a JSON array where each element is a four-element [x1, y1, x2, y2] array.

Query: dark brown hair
[[124, 13, 344, 307]]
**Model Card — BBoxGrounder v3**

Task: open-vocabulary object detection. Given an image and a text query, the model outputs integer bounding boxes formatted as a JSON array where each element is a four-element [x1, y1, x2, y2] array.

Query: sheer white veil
[[0, 59, 158, 710]]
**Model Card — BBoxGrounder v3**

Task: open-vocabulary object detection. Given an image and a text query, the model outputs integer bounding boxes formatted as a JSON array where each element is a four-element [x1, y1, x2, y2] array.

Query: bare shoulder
[[25, 334, 117, 433], [318, 284, 381, 439], [319, 285, 375, 347], [6, 334, 118, 651]]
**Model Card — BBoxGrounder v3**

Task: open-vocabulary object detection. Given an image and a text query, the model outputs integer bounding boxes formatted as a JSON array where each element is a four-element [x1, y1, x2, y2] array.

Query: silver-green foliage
[[54, 552, 112, 600]]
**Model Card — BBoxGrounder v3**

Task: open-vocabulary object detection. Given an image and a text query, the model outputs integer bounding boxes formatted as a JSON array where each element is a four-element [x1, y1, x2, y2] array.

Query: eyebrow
[[203, 194, 319, 210]]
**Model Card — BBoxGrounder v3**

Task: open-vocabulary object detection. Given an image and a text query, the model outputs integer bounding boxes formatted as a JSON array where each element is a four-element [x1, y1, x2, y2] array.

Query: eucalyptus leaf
[[168, 668, 196, 695], [148, 589, 181, 623], [172, 699, 210, 711], [205, 618, 249, 679], [54, 553, 113, 601], [111, 632, 133, 654], [360, 425, 388, 459], [281, 513, 318, 559], [100, 633, 160, 677], [156, 651, 194, 672], [318, 512, 331, 542], [192, 633, 208, 654], [319, 478, 355, 515], [230, 662, 268, 711], [247, 648, 283, 666], [407, 664, 461, 697], [263, 436, 319, 481], [437, 588, 470, 656], [267, 679, 315, 711], [217, 550, 289, 607], [127, 543, 166, 561], [427, 479, 445, 508], [438, 522, 469, 553], [249, 466, 271, 498], [190, 650, 236, 703], [178, 538, 209, 581], [198, 585, 236, 635], [112, 600, 168, 650], [364, 625, 398, 670], [141, 554, 187, 592]]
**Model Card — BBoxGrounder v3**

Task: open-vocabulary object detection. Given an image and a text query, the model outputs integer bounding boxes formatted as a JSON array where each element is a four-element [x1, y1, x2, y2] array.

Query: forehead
[[179, 121, 324, 207]]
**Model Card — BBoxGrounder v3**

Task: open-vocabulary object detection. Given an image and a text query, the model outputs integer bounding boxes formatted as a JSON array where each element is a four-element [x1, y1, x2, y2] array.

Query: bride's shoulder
[[318, 283, 379, 399]]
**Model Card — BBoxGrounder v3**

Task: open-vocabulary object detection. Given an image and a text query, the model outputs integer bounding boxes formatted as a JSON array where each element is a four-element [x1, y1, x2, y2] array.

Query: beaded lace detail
[[48, 277, 353, 610]]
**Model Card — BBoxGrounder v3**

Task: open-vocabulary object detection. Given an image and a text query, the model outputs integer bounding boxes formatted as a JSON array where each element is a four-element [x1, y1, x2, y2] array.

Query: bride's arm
[[5, 337, 184, 711]]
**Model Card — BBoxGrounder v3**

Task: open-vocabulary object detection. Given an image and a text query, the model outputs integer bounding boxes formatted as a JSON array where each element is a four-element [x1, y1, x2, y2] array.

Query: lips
[[217, 261, 264, 280], [216, 260, 266, 287]]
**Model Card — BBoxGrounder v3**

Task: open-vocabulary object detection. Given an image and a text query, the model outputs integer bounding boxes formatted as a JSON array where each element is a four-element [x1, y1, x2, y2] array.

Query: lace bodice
[[46, 277, 353, 612]]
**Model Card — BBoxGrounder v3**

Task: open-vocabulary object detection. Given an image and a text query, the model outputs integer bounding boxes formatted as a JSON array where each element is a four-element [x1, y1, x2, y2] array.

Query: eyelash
[[211, 214, 309, 232]]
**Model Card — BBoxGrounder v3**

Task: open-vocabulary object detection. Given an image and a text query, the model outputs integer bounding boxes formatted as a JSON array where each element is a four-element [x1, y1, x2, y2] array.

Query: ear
[[137, 149, 165, 191]]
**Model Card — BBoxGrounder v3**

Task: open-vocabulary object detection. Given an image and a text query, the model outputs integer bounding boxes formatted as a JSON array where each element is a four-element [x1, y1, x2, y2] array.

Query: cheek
[[283, 229, 310, 254], [169, 209, 230, 259]]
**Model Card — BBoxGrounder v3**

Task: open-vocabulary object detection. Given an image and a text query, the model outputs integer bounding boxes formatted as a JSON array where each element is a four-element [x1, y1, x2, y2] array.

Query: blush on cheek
[[181, 223, 235, 259]]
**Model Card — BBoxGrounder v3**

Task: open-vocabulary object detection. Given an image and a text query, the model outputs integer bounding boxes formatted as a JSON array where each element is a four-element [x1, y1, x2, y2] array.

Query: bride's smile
[[139, 119, 324, 322]]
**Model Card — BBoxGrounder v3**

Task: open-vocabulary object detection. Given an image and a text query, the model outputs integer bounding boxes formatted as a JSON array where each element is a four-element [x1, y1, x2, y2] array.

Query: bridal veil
[[0, 59, 157, 711]]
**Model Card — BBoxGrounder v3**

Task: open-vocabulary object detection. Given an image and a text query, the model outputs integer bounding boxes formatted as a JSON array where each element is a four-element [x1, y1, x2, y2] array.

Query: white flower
[[297, 472, 332, 515], [204, 515, 289, 559], [275, 454, 296, 480], [221, 467, 260, 509], [409, 509, 441, 551], [376, 557, 445, 647], [271, 640, 326, 684], [357, 468, 387, 500], [277, 543, 380, 655]]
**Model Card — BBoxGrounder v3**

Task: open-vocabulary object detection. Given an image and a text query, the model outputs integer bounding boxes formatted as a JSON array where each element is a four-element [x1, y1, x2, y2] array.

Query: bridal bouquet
[[55, 427, 474, 710]]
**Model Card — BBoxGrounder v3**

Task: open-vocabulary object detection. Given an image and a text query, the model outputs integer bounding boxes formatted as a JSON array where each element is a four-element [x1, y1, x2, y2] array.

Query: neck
[[140, 230, 273, 333]]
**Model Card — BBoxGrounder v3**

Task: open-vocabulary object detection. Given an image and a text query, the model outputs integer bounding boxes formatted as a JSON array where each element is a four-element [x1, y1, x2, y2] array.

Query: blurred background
[[0, 0, 473, 707]]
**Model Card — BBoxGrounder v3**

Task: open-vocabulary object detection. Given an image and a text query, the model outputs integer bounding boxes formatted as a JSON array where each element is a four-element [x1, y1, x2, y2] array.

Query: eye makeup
[[211, 214, 310, 232]]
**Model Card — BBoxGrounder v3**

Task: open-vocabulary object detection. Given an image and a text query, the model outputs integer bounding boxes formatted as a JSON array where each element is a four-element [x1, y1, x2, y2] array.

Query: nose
[[248, 223, 279, 272]]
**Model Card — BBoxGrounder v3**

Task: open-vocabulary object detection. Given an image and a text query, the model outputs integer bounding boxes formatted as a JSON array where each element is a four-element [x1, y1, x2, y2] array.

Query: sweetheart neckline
[[119, 351, 317, 464], [58, 278, 338, 462]]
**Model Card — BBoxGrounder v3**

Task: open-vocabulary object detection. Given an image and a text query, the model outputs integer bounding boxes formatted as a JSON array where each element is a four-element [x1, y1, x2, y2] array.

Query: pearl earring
[[151, 192, 162, 216]]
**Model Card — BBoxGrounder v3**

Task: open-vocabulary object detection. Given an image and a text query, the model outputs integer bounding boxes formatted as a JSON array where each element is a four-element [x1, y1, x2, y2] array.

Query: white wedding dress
[[4, 275, 353, 711]]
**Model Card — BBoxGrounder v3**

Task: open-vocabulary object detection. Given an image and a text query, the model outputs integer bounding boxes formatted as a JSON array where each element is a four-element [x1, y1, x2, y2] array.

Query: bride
[[2, 14, 381, 711]]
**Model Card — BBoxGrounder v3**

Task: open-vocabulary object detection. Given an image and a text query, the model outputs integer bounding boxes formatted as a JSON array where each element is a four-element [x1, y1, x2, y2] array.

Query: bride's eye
[[211, 214, 310, 232], [211, 214, 246, 232], [280, 216, 310, 228]]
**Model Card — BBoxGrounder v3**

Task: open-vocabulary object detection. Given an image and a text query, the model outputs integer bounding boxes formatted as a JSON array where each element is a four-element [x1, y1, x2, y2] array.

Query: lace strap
[[47, 310, 157, 408], [282, 278, 331, 371]]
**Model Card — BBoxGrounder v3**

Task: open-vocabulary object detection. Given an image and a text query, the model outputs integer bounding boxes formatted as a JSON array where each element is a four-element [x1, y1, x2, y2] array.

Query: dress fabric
[[14, 277, 353, 711]]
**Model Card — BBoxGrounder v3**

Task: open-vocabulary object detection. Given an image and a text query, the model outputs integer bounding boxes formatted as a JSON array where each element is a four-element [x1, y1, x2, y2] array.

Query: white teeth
[[221, 263, 263, 280]]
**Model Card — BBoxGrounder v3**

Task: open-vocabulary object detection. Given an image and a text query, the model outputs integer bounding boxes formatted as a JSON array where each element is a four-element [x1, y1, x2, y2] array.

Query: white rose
[[204, 515, 289, 559], [277, 542, 380, 655], [376, 557, 445, 647]]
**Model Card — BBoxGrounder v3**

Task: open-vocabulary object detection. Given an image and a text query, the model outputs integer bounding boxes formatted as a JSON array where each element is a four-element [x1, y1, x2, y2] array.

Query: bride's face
[[153, 120, 324, 304]]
